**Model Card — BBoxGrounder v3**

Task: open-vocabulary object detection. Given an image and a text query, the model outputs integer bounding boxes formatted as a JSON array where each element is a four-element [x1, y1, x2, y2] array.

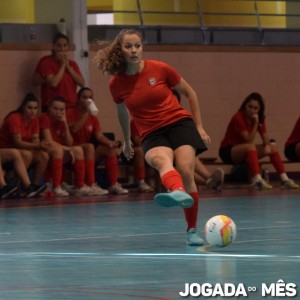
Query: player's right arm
[[116, 102, 133, 160]]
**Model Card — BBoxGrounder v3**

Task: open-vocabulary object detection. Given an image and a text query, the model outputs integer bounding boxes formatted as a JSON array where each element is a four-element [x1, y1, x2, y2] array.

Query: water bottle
[[88, 98, 99, 116], [57, 18, 67, 35]]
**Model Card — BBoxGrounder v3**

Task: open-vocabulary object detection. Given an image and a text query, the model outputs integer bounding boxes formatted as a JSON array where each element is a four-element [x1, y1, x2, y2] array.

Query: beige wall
[[0, 46, 48, 116], [1, 44, 299, 160]]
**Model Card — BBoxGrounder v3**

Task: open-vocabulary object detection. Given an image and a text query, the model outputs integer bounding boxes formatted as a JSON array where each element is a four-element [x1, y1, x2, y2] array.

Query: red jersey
[[39, 113, 67, 145], [66, 108, 100, 145], [220, 111, 266, 148], [130, 119, 139, 139], [109, 60, 191, 139], [285, 117, 300, 146], [34, 55, 82, 108], [0, 113, 39, 148]]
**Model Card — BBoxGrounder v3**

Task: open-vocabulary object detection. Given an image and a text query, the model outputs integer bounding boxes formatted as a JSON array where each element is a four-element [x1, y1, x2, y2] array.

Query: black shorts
[[142, 118, 207, 156], [219, 146, 234, 164], [284, 144, 299, 162]]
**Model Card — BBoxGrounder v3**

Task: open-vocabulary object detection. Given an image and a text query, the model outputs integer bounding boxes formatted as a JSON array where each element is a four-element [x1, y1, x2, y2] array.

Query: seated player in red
[[66, 87, 128, 195], [219, 92, 299, 190], [129, 119, 154, 192], [40, 96, 108, 196], [0, 93, 49, 197]]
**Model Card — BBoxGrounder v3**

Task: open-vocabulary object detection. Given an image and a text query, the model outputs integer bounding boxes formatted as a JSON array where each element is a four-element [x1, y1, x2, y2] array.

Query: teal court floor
[[0, 187, 299, 300]]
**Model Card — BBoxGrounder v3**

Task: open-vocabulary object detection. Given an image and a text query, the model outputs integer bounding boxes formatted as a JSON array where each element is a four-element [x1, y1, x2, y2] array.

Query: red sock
[[184, 192, 199, 231], [85, 159, 95, 186], [105, 155, 118, 186], [246, 150, 261, 176], [161, 170, 185, 191], [73, 159, 85, 188], [135, 166, 145, 181], [44, 167, 51, 183], [51, 158, 63, 188], [270, 152, 285, 174]]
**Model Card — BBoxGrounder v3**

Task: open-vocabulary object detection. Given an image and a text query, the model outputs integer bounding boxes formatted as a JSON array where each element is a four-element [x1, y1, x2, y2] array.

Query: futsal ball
[[204, 215, 237, 247]]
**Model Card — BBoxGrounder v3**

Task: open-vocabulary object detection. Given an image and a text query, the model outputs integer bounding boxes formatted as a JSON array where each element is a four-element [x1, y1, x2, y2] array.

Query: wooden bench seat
[[200, 157, 300, 181]]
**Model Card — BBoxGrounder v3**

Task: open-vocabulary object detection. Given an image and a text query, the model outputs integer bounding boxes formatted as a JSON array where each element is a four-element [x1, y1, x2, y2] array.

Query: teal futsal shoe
[[154, 190, 194, 208], [186, 228, 204, 246]]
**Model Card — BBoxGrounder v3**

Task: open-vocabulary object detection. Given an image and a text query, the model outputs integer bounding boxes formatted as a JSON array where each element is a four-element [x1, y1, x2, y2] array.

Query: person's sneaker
[[186, 228, 204, 246], [88, 183, 109, 196], [281, 179, 299, 189], [25, 183, 47, 198], [53, 185, 69, 197], [137, 181, 154, 193], [206, 168, 224, 191], [0, 184, 19, 199], [155, 190, 194, 208], [74, 185, 92, 197], [61, 182, 75, 194], [254, 179, 273, 190], [108, 183, 128, 195], [38, 182, 55, 198]]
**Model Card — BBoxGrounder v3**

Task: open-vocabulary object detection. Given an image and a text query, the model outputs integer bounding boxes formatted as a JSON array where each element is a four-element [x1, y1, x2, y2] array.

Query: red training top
[[66, 108, 100, 145], [109, 60, 191, 140], [39, 113, 67, 145], [220, 111, 266, 148], [130, 119, 139, 139], [0, 113, 39, 148], [34, 55, 82, 108]]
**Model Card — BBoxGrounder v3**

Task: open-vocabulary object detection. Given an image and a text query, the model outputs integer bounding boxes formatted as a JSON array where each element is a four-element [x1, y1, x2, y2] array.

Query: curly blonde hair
[[94, 29, 142, 75]]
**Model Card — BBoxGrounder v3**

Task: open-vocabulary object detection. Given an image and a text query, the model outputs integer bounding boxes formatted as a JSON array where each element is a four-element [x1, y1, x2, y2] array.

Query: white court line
[[1, 251, 299, 260], [0, 231, 186, 244], [0, 250, 299, 261], [238, 224, 300, 230], [116, 252, 300, 260], [0, 222, 299, 245], [0, 235, 112, 244]]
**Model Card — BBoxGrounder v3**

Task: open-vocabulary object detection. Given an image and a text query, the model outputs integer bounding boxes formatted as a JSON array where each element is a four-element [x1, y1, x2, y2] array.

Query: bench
[[200, 157, 300, 182], [97, 153, 300, 190]]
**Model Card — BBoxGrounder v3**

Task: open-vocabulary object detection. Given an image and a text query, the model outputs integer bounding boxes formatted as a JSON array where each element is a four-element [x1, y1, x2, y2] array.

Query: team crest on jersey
[[148, 77, 156, 86]]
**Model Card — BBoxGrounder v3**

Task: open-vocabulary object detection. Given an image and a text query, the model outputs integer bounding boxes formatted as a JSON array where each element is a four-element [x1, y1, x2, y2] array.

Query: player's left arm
[[173, 78, 210, 144], [116, 102, 133, 160]]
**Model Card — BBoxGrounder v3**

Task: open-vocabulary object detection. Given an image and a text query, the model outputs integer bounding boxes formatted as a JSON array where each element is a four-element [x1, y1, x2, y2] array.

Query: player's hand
[[198, 127, 211, 145], [56, 51, 66, 64], [64, 54, 70, 65], [39, 139, 52, 151], [252, 114, 259, 124], [57, 112, 67, 122], [123, 142, 134, 160]]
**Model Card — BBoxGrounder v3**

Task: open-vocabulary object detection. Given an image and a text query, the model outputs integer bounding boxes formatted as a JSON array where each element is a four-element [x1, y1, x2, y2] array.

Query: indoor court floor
[[0, 187, 299, 300]]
